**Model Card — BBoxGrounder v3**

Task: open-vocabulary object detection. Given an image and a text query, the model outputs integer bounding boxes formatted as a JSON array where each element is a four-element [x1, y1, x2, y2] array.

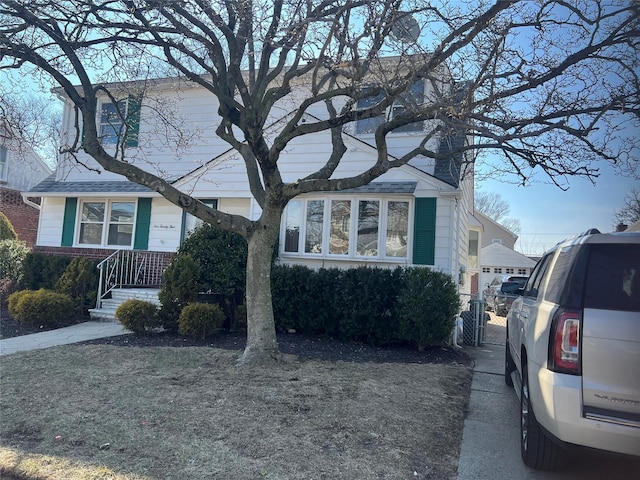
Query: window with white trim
[[506, 268, 514, 274], [0, 145, 7, 181], [356, 80, 424, 134], [100, 101, 126, 145], [182, 199, 218, 239], [494, 267, 503, 274], [518, 268, 528, 275], [78, 200, 136, 247], [282, 196, 410, 260], [97, 95, 141, 147], [482, 267, 491, 273]]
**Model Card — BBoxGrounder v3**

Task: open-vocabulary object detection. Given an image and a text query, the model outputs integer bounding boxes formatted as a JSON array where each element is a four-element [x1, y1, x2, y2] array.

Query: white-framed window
[[494, 267, 503, 274], [482, 267, 491, 273], [355, 80, 424, 134], [282, 196, 411, 260], [518, 268, 528, 275], [506, 268, 514, 274], [0, 145, 7, 181], [78, 199, 136, 247], [182, 199, 218, 240]]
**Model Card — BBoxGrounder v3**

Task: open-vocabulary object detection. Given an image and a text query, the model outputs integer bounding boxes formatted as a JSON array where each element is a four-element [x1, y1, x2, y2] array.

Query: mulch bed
[[0, 308, 470, 365]]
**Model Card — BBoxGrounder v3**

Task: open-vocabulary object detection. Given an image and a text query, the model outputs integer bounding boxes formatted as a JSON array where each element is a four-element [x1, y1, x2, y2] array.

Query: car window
[[545, 244, 583, 306], [523, 254, 552, 298], [584, 244, 640, 312]]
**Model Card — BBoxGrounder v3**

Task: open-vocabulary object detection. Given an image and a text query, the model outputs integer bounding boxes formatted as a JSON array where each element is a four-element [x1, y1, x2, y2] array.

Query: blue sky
[[479, 163, 638, 256]]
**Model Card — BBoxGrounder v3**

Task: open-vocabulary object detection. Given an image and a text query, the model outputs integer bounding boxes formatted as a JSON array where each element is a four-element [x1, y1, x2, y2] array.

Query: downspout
[[20, 194, 41, 210]]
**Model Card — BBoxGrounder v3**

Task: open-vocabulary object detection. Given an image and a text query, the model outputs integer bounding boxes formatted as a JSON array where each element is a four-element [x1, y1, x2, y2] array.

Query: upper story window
[[355, 80, 424, 135], [0, 145, 7, 181], [98, 95, 141, 147], [282, 196, 411, 260], [78, 200, 136, 247]]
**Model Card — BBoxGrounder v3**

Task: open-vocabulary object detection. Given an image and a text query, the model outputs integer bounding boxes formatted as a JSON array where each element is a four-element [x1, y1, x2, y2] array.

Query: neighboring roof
[[469, 214, 484, 230], [481, 241, 537, 269], [342, 181, 416, 194], [625, 219, 640, 232], [474, 210, 518, 240], [24, 175, 154, 195]]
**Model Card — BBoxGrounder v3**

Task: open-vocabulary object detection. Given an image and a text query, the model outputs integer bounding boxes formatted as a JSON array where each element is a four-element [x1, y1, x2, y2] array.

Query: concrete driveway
[[457, 342, 640, 479]]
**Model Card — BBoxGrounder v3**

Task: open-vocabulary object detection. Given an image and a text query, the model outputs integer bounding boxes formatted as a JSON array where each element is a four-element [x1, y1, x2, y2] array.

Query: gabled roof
[[474, 210, 518, 240], [481, 241, 537, 269]]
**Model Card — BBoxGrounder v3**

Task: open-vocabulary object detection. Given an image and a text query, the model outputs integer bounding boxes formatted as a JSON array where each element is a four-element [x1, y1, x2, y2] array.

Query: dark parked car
[[495, 278, 527, 316]]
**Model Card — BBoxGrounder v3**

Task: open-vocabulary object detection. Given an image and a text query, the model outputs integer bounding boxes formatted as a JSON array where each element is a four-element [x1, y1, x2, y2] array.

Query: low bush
[[396, 268, 461, 350], [115, 299, 159, 335], [178, 302, 226, 339], [8, 289, 77, 329]]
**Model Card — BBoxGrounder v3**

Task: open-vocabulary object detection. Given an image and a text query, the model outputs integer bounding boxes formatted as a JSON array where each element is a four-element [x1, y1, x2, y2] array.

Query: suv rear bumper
[[529, 362, 640, 456]]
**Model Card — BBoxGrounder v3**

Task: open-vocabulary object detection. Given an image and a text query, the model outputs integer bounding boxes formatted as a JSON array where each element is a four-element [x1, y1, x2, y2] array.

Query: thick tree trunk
[[237, 217, 281, 366]]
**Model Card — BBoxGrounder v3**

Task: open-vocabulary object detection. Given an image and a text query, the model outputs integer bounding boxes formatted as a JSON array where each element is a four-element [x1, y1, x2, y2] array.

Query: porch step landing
[[89, 288, 162, 322]]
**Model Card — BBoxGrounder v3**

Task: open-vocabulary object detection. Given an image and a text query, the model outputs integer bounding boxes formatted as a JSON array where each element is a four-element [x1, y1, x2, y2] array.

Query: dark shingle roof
[[26, 175, 154, 194], [342, 181, 417, 194]]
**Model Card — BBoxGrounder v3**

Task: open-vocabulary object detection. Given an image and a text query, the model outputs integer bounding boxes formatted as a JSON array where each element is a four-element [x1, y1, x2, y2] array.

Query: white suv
[[505, 229, 640, 470]]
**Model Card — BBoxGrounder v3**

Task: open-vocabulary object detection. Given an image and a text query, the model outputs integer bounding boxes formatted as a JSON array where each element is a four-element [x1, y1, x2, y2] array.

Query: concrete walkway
[[457, 343, 640, 479], [0, 322, 130, 356]]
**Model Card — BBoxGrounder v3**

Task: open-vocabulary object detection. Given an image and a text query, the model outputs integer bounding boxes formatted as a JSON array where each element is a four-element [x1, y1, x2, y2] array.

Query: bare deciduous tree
[[475, 190, 521, 234], [1, 0, 638, 364], [614, 188, 640, 228]]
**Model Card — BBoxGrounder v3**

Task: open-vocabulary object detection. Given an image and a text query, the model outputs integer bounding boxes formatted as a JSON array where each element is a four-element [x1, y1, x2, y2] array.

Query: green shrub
[[234, 304, 247, 333], [178, 224, 247, 321], [8, 289, 77, 328], [55, 257, 98, 318], [158, 254, 201, 331], [178, 302, 226, 339], [7, 289, 31, 317], [21, 253, 72, 290], [335, 267, 401, 345], [0, 239, 29, 288], [115, 299, 159, 335], [396, 268, 461, 350], [0, 212, 17, 241]]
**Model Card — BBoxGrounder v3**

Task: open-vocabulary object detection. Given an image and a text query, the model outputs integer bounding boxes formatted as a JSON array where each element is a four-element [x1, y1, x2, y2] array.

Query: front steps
[[89, 288, 161, 322]]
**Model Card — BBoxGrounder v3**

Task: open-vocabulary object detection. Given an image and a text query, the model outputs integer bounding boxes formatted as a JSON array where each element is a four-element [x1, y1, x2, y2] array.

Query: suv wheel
[[520, 363, 566, 470]]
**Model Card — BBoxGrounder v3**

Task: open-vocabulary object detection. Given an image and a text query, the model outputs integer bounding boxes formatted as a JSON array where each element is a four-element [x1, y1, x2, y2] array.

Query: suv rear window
[[583, 244, 640, 312]]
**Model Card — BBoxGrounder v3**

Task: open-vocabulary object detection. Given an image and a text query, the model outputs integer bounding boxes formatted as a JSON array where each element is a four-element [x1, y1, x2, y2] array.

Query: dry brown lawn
[[0, 345, 471, 479]]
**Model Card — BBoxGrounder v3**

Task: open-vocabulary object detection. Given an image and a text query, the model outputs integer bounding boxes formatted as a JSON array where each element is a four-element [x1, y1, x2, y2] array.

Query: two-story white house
[[24, 68, 477, 311]]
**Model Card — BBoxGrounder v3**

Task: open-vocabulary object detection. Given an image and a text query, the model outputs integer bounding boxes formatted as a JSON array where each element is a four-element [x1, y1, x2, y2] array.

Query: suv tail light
[[548, 310, 581, 375]]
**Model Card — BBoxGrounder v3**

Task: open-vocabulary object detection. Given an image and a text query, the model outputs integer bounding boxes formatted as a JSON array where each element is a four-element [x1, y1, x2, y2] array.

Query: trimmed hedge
[[178, 302, 226, 339], [115, 299, 159, 335], [7, 289, 77, 329], [272, 265, 459, 348]]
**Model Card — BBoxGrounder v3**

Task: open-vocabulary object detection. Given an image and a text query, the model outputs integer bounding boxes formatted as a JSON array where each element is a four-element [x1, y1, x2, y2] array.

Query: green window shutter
[[125, 94, 142, 148], [413, 197, 437, 265], [133, 198, 152, 250], [61, 197, 78, 247]]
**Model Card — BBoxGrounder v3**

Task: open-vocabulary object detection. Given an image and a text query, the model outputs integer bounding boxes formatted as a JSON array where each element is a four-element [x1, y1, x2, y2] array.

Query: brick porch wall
[[0, 187, 40, 248]]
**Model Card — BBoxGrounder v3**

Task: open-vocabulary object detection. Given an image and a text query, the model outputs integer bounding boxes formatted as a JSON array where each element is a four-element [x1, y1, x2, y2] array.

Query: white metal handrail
[[96, 250, 167, 309]]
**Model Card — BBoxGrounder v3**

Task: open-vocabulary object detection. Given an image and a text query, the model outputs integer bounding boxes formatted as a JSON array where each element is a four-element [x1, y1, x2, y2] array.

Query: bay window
[[282, 196, 411, 260]]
